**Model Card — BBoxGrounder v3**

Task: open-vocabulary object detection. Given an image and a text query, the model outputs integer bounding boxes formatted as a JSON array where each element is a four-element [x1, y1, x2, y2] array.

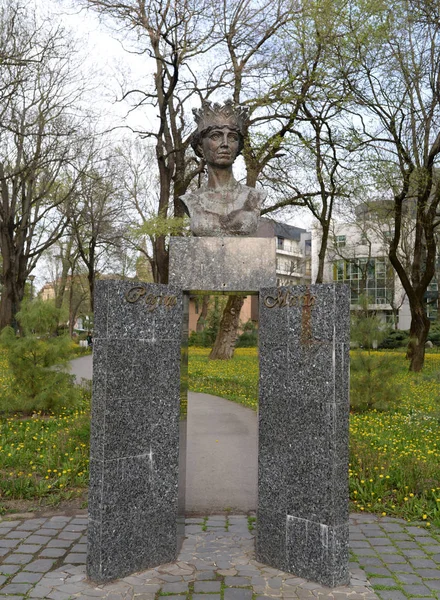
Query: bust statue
[[181, 100, 265, 236]]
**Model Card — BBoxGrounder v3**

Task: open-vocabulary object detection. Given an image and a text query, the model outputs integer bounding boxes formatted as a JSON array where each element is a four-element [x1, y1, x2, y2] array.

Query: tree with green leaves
[[340, 0, 440, 371]]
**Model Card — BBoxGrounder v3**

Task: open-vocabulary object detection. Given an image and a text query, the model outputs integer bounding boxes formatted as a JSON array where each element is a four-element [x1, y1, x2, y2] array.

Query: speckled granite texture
[[87, 281, 186, 583], [169, 237, 276, 292], [257, 284, 350, 588]]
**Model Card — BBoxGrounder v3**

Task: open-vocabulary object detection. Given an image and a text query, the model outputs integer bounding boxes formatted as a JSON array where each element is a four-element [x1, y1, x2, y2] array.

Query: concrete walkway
[[69, 356, 258, 513], [1, 511, 440, 599]]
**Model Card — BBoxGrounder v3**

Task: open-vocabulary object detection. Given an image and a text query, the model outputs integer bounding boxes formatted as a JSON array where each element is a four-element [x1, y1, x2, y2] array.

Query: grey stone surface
[[168, 237, 276, 292], [87, 281, 186, 583], [257, 284, 350, 587]]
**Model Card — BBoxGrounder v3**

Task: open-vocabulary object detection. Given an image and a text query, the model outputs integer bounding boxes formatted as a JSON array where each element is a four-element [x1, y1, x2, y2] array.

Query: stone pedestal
[[87, 281, 186, 583], [257, 284, 350, 587], [169, 237, 276, 292]]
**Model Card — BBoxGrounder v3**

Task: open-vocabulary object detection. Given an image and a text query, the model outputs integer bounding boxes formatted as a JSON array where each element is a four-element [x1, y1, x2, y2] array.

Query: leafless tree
[[0, 1, 92, 330]]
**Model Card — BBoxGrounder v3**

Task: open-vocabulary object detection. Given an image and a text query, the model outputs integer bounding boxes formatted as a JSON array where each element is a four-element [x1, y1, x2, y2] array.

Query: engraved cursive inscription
[[263, 288, 316, 309], [125, 286, 177, 311]]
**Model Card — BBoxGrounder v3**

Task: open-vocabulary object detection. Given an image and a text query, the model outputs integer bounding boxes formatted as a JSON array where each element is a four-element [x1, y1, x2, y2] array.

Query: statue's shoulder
[[180, 189, 205, 212], [238, 184, 266, 208]]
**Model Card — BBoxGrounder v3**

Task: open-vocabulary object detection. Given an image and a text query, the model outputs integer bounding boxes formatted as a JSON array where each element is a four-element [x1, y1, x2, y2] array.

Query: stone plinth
[[87, 281, 186, 583], [257, 284, 350, 587], [168, 237, 276, 292]]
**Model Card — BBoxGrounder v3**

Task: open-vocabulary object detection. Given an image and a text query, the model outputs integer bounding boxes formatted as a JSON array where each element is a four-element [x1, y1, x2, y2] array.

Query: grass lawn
[[0, 347, 439, 528]]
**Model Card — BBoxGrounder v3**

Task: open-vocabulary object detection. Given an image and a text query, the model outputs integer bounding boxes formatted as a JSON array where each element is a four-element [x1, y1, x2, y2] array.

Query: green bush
[[350, 297, 401, 411], [0, 300, 82, 415], [236, 320, 258, 347], [378, 329, 410, 349], [350, 351, 402, 412]]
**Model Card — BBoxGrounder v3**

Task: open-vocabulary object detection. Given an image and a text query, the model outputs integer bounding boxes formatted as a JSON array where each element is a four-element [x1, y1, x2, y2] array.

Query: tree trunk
[[209, 295, 245, 360], [196, 295, 210, 333], [315, 220, 330, 284], [406, 303, 430, 372]]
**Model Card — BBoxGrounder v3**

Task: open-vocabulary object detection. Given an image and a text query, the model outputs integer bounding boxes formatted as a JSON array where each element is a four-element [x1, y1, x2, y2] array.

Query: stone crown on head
[[192, 99, 249, 136]]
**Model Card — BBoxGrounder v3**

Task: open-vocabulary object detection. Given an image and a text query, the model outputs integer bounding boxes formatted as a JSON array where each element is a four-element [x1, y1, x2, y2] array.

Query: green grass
[[0, 346, 439, 528]]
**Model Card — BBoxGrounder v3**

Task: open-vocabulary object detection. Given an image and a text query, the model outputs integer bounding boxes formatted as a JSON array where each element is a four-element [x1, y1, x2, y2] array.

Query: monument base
[[169, 237, 276, 292]]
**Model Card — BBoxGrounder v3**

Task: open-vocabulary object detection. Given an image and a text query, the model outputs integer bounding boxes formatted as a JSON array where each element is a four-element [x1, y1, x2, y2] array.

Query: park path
[[69, 355, 258, 513]]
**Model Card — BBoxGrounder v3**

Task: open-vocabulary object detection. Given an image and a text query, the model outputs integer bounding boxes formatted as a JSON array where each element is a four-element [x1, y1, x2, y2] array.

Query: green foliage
[[188, 296, 227, 347], [350, 300, 401, 411], [428, 322, 440, 347], [236, 320, 258, 347], [379, 329, 410, 349], [0, 300, 81, 415], [351, 297, 390, 349], [133, 215, 189, 238], [350, 351, 402, 412]]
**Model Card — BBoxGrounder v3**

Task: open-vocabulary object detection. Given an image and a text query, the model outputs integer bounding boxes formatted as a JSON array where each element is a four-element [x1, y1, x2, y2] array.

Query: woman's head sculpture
[[190, 100, 248, 159], [181, 99, 265, 237]]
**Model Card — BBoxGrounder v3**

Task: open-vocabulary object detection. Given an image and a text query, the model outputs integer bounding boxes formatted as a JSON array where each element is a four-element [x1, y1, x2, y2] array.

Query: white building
[[311, 215, 412, 330]]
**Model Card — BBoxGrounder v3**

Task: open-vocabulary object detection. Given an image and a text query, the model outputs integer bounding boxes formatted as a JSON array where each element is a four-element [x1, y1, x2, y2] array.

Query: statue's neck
[[207, 166, 237, 190]]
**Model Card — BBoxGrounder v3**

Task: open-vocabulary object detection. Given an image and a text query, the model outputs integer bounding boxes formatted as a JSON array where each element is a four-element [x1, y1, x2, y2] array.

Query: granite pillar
[[257, 284, 350, 588], [87, 281, 186, 583]]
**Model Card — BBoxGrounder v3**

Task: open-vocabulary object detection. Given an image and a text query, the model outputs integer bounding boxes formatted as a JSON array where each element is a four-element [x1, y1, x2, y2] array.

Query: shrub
[[236, 320, 258, 347], [350, 351, 402, 412], [379, 329, 410, 349], [0, 300, 82, 415], [350, 297, 401, 411]]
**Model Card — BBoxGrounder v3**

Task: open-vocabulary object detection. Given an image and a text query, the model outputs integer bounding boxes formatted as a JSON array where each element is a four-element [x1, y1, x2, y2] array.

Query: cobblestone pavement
[[0, 512, 438, 600]]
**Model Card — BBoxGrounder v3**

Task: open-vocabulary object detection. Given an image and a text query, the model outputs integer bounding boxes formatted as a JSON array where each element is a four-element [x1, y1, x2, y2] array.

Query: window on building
[[335, 235, 346, 248], [277, 236, 284, 249], [360, 233, 368, 245], [333, 257, 392, 306]]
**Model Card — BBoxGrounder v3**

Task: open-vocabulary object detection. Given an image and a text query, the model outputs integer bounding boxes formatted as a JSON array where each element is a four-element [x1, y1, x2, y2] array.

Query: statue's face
[[200, 127, 240, 167]]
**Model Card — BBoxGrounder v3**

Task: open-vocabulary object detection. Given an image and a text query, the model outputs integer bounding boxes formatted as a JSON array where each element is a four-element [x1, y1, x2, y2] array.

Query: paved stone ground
[[0, 512, 439, 600]]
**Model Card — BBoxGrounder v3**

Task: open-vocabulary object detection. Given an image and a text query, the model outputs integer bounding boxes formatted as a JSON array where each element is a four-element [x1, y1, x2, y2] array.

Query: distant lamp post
[[29, 275, 35, 300]]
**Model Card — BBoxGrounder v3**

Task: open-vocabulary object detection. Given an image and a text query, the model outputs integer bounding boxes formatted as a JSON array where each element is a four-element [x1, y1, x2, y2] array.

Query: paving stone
[[401, 584, 432, 595], [11, 571, 44, 583], [425, 580, 440, 591], [350, 541, 372, 548], [5, 529, 30, 539], [47, 538, 72, 548], [195, 570, 218, 580], [410, 558, 438, 568], [375, 592, 407, 600], [381, 555, 406, 564], [24, 558, 57, 572], [353, 548, 379, 556], [418, 569, 440, 578], [387, 564, 415, 573], [25, 535, 52, 544], [0, 575, 6, 585], [0, 520, 21, 527], [364, 567, 393, 577], [0, 564, 21, 575], [15, 543, 43, 553], [0, 583, 33, 594], [0, 538, 19, 548], [57, 531, 82, 540], [394, 574, 423, 584], [3, 552, 33, 564], [161, 582, 189, 593], [29, 584, 56, 598], [224, 576, 251, 586], [48, 591, 84, 600], [192, 596, 221, 600], [369, 578, 398, 586], [194, 580, 222, 592], [64, 552, 86, 563], [224, 589, 253, 600], [34, 528, 58, 537], [39, 547, 67, 558]]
